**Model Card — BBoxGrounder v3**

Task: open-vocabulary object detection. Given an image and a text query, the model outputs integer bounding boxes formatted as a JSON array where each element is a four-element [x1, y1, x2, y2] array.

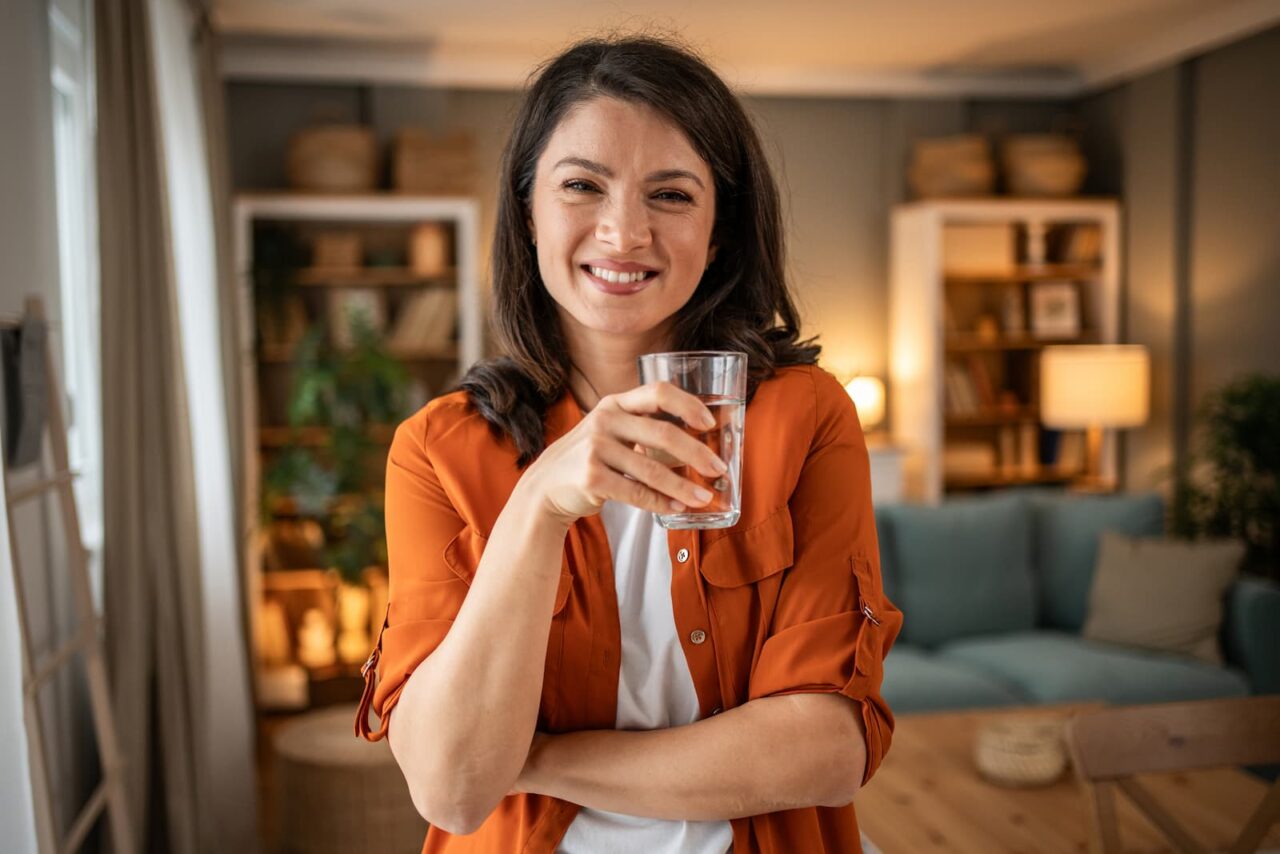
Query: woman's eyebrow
[[553, 157, 705, 189]]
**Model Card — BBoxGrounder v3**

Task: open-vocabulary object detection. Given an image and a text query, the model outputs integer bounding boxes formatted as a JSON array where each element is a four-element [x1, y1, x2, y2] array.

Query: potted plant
[[1173, 373, 1280, 582], [262, 312, 410, 585]]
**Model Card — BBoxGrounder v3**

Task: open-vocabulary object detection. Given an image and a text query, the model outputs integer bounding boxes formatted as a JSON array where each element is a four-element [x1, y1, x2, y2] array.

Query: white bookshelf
[[232, 193, 481, 707], [888, 198, 1122, 503]]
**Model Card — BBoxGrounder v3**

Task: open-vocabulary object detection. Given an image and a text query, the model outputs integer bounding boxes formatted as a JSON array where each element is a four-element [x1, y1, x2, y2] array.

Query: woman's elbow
[[407, 784, 493, 836]]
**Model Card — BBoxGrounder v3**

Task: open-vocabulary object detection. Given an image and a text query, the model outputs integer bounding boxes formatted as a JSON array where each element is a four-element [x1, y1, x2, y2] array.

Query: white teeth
[[588, 266, 651, 284]]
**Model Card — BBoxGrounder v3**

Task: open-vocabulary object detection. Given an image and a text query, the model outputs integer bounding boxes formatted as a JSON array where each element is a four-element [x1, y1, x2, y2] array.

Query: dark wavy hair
[[457, 34, 821, 467]]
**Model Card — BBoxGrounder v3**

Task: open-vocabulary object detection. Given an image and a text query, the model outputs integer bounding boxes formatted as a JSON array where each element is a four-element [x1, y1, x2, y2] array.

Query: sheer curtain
[[96, 0, 254, 849], [147, 0, 255, 848]]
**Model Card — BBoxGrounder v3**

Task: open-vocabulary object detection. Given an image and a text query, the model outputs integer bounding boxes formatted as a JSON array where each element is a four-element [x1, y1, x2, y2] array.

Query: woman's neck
[[563, 320, 673, 412]]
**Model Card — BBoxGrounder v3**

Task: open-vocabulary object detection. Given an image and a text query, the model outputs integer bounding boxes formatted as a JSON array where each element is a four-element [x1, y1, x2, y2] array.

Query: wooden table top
[[854, 703, 1280, 854]]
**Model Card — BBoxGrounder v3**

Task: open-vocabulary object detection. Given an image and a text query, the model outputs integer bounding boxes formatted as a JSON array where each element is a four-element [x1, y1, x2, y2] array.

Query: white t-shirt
[[556, 500, 735, 854]]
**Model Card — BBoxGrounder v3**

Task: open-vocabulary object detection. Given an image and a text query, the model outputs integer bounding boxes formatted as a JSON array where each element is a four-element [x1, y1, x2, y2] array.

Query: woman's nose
[[595, 197, 652, 253]]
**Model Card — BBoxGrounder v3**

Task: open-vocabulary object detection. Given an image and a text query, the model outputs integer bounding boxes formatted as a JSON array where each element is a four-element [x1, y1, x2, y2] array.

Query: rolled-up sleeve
[[356, 410, 470, 741], [746, 368, 904, 786]]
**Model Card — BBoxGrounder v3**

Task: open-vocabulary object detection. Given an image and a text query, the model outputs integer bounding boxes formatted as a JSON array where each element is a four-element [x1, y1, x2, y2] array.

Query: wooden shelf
[[945, 470, 1081, 490], [259, 423, 397, 448], [945, 407, 1038, 427], [259, 343, 458, 363], [945, 331, 1100, 352], [292, 267, 455, 288], [944, 264, 1101, 285]]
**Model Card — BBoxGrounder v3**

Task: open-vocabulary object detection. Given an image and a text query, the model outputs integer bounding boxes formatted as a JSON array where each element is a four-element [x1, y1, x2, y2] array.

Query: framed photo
[[1029, 280, 1080, 339]]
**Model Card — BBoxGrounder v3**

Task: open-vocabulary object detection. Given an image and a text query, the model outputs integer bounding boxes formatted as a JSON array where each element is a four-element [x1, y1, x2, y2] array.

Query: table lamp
[[1040, 345, 1149, 489], [844, 375, 886, 432]]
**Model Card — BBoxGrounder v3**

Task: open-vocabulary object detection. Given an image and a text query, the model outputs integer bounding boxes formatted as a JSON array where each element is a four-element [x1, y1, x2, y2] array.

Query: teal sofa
[[874, 491, 1280, 714]]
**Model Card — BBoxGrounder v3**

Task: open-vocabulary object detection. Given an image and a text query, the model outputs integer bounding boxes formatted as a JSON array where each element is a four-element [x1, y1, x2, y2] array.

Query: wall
[[1079, 24, 1280, 492], [1189, 27, 1280, 405], [0, 0, 62, 848]]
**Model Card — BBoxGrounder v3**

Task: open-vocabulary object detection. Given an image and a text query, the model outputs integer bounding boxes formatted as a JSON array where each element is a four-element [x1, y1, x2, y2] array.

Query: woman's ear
[[706, 244, 717, 268], [528, 219, 537, 246]]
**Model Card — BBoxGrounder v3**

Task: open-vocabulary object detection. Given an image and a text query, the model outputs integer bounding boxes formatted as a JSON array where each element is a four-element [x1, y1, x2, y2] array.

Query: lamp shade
[[1040, 345, 1150, 429], [844, 375, 885, 429]]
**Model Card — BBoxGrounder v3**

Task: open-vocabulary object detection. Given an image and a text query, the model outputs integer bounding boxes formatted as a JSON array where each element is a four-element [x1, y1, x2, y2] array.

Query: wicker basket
[[909, 134, 995, 198], [392, 129, 476, 195], [273, 704, 426, 853], [286, 125, 378, 193], [973, 717, 1069, 787], [1002, 134, 1087, 197]]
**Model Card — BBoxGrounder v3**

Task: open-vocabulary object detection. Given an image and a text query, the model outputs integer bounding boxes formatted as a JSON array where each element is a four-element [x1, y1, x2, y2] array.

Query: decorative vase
[[336, 583, 371, 665]]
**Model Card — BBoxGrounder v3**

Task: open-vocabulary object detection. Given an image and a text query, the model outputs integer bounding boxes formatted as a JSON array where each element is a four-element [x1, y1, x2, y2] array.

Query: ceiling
[[212, 0, 1280, 97]]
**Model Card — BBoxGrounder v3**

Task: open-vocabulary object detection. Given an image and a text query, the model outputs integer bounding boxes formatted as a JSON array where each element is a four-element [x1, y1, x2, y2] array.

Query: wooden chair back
[[1064, 696, 1280, 854]]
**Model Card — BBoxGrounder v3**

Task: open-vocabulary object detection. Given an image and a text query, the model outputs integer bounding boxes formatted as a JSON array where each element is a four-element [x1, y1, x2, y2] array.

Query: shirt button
[[676, 548, 690, 563], [690, 629, 707, 644]]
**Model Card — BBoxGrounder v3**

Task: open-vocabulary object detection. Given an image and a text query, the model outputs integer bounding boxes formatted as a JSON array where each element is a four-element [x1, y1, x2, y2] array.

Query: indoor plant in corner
[[1174, 373, 1280, 583]]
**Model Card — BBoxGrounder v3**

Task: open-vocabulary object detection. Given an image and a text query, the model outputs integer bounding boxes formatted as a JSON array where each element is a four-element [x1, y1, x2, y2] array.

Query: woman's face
[[527, 96, 717, 347]]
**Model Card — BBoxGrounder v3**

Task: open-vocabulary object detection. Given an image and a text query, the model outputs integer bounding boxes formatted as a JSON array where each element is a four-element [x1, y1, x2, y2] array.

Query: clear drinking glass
[[636, 350, 747, 530]]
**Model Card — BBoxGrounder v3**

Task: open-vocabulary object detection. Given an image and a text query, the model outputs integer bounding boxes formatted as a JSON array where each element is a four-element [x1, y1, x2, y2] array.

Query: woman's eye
[[654, 190, 692, 203], [563, 179, 599, 193]]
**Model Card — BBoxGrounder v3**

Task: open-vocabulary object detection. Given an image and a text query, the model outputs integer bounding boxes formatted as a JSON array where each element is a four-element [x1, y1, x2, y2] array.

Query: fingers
[[606, 381, 717, 432], [587, 457, 692, 515], [593, 404, 726, 479], [596, 440, 715, 510]]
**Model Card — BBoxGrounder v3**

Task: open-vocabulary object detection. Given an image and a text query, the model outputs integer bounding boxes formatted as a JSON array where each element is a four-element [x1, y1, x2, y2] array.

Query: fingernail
[[713, 458, 728, 473], [693, 486, 714, 503], [700, 413, 716, 428]]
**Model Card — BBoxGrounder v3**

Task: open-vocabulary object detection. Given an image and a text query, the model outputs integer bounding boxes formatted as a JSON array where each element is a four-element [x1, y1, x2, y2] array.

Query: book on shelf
[[946, 361, 999, 416], [388, 288, 458, 350], [965, 355, 997, 408]]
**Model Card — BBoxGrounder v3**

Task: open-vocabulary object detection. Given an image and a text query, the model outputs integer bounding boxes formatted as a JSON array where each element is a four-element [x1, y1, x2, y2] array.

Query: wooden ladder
[[2, 296, 135, 854]]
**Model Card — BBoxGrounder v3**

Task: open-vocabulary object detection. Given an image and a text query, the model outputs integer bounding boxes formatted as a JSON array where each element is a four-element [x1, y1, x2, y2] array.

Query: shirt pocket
[[443, 524, 573, 616], [696, 504, 795, 588]]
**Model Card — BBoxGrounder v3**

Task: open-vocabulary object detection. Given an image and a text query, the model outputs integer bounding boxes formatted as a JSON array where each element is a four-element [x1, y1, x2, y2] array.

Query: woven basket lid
[[275, 704, 395, 768]]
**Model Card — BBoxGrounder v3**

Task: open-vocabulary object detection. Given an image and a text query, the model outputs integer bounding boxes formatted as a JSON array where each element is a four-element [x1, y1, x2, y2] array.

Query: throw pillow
[[1082, 531, 1244, 663]]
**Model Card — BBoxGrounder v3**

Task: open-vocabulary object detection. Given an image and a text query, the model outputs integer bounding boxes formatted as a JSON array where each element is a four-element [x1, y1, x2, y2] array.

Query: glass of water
[[636, 350, 747, 530]]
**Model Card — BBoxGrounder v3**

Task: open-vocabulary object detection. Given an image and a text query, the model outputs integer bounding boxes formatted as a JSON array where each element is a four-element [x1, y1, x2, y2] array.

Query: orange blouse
[[355, 363, 903, 853]]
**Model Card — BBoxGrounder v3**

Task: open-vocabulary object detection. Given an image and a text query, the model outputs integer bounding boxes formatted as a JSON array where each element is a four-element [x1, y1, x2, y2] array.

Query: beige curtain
[[96, 0, 211, 849], [190, 0, 247, 629]]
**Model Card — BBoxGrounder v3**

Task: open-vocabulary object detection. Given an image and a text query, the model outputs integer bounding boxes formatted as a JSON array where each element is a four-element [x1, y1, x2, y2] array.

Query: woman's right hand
[[521, 381, 730, 530]]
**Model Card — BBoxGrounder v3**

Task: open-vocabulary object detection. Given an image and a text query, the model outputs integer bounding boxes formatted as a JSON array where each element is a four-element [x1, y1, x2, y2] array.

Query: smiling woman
[[355, 33, 902, 854]]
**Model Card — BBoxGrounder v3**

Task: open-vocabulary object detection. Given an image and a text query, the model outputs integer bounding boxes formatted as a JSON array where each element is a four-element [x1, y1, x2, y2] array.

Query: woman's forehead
[[539, 96, 710, 179]]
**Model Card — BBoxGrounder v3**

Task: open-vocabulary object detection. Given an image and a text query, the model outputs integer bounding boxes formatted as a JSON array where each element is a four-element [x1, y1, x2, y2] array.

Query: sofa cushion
[[1083, 532, 1244, 663], [1030, 491, 1164, 630], [880, 644, 1027, 713], [937, 631, 1251, 705], [878, 493, 1035, 648]]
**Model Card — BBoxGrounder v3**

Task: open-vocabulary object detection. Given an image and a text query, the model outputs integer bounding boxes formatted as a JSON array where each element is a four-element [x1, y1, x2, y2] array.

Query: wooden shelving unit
[[889, 198, 1122, 502], [233, 193, 482, 709]]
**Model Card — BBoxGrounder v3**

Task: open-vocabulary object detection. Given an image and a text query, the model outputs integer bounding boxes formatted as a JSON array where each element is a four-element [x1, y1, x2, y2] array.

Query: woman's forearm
[[516, 693, 867, 821], [388, 479, 569, 834]]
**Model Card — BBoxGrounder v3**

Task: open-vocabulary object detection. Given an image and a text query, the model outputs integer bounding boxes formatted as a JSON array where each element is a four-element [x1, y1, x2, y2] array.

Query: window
[[49, 0, 103, 607]]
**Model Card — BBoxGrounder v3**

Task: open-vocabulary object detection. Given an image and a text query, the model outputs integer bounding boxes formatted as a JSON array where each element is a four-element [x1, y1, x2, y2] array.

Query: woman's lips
[[581, 265, 658, 295]]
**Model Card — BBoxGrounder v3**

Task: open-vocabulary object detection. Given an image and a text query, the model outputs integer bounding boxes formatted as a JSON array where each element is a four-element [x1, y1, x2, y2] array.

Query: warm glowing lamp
[[1040, 345, 1149, 488], [844, 375, 886, 431]]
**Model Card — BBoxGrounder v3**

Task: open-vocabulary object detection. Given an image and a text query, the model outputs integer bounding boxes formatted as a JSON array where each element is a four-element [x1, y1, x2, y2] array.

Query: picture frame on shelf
[[1029, 280, 1080, 339]]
